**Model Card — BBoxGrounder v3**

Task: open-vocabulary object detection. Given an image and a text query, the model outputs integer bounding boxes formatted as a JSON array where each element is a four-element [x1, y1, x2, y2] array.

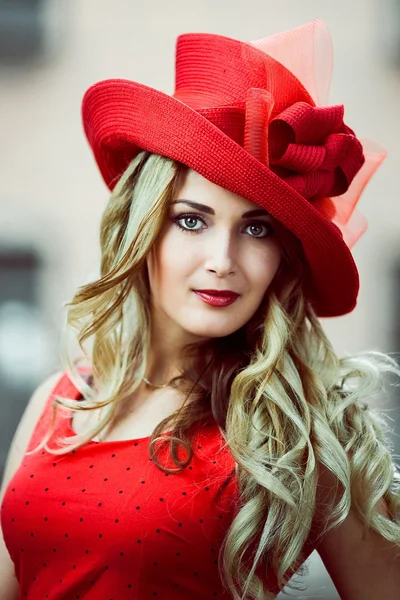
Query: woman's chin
[[181, 319, 245, 340]]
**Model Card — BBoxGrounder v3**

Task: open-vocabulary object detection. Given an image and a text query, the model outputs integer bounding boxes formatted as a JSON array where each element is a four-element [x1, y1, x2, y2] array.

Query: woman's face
[[146, 168, 283, 344]]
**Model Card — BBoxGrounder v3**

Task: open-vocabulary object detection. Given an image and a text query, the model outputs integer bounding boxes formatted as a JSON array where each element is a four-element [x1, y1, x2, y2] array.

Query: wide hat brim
[[82, 76, 361, 318]]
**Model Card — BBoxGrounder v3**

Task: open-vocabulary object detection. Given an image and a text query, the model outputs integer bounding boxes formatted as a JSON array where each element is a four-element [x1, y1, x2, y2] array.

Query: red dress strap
[[26, 371, 84, 452]]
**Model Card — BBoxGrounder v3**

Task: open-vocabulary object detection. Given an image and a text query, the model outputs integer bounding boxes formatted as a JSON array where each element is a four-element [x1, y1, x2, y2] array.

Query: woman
[[1, 19, 399, 600]]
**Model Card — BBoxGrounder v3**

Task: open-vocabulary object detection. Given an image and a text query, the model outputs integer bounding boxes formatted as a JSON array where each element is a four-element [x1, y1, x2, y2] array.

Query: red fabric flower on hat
[[268, 102, 365, 201]]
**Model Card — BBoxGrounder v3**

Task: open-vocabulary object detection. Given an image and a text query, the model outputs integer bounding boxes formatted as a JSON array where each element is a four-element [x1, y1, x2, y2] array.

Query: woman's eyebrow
[[172, 199, 269, 218]]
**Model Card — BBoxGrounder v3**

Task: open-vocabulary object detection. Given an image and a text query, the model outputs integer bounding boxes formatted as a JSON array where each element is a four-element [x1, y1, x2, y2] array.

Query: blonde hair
[[32, 151, 400, 599]]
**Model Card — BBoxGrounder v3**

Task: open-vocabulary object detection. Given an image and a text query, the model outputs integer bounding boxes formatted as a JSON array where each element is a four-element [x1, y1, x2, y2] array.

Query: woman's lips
[[193, 291, 239, 307]]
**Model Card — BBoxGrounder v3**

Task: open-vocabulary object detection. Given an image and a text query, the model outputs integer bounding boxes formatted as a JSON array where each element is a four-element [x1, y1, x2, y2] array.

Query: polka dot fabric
[[1, 373, 285, 598]]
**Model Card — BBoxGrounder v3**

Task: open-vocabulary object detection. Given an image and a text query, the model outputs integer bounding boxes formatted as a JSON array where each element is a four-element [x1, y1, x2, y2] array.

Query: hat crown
[[174, 32, 312, 113]]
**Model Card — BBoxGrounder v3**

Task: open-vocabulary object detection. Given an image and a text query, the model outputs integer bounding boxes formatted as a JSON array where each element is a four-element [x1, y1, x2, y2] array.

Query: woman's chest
[[1, 432, 239, 598], [2, 425, 238, 563]]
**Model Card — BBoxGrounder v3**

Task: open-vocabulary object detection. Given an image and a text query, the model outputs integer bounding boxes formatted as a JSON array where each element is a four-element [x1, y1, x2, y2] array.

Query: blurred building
[[1, 0, 400, 598]]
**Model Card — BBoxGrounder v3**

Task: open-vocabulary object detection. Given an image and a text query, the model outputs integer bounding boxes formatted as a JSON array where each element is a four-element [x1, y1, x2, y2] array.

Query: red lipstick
[[193, 290, 239, 307]]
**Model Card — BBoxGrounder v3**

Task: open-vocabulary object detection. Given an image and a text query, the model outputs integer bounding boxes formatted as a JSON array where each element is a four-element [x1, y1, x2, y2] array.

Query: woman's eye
[[244, 222, 273, 239], [173, 214, 205, 233]]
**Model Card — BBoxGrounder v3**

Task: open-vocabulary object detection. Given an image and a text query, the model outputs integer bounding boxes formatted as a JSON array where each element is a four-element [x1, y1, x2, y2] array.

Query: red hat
[[81, 19, 386, 317]]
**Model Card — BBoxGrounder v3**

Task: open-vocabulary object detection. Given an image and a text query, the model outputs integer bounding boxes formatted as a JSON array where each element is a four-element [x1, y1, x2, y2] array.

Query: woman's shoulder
[[0, 371, 64, 501]]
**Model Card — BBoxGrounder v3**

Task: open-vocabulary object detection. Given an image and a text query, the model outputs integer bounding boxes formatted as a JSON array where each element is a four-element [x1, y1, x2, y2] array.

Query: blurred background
[[0, 0, 400, 597]]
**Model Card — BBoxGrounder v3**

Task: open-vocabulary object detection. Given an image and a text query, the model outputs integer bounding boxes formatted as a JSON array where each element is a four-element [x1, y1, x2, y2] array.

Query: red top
[[1, 373, 288, 598]]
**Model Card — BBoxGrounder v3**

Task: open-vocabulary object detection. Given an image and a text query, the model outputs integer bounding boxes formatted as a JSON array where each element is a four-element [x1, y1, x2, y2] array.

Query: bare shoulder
[[0, 371, 63, 500], [0, 372, 63, 598]]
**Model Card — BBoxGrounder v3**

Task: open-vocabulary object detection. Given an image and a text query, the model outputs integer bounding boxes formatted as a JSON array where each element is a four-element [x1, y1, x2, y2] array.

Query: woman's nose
[[204, 230, 237, 277]]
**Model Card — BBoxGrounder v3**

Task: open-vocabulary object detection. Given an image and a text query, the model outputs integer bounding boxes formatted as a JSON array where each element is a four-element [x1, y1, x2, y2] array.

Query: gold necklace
[[142, 376, 170, 389]]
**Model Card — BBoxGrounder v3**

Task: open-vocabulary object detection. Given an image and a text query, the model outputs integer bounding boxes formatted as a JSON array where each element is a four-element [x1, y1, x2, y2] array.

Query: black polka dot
[[141, 480, 145, 484], [135, 506, 140, 510], [120, 552, 124, 556], [115, 519, 119, 523], [127, 584, 132, 588], [156, 529, 160, 534], [104, 478, 108, 482], [111, 454, 116, 458], [159, 498, 164, 502], [65, 533, 68, 537], [30, 474, 34, 478], [44, 517, 48, 521], [21, 548, 24, 553], [137, 539, 141, 544], [153, 561, 157, 566], [45, 488, 49, 492], [119, 490, 123, 494], [99, 534, 103, 538], [73, 565, 76, 569], [126, 467, 131, 471], [205, 487, 210, 491], [81, 489, 86, 493], [199, 519, 203, 523], [43, 563, 46, 567], [178, 523, 182, 527], [80, 518, 84, 522], [86, 550, 89, 554], [176, 552, 180, 557], [193, 572, 198, 575], [67, 476, 71, 480], [25, 502, 29, 505], [98, 503, 102, 507], [53, 548, 57, 552], [89, 465, 94, 469], [30, 533, 34, 537]]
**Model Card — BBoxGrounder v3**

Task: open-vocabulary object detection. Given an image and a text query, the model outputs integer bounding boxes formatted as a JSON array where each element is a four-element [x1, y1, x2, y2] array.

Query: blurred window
[[0, 0, 48, 63], [0, 248, 47, 482]]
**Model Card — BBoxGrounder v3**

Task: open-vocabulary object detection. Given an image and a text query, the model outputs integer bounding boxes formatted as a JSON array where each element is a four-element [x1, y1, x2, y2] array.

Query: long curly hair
[[32, 151, 400, 599]]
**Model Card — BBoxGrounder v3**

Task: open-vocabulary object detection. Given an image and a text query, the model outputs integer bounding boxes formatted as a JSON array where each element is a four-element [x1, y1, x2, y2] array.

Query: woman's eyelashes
[[171, 213, 274, 239]]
